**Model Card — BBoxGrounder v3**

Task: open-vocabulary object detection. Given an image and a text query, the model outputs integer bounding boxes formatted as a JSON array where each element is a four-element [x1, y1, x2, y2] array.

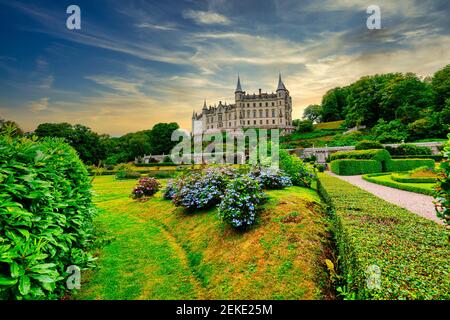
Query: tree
[[148, 122, 180, 155], [431, 64, 450, 111], [303, 104, 322, 122], [372, 119, 408, 143], [0, 119, 23, 137], [321, 87, 347, 122], [296, 120, 314, 133]]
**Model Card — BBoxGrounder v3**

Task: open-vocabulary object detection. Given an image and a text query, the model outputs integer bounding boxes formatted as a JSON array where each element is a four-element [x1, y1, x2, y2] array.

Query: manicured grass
[[317, 173, 449, 300], [314, 120, 345, 130], [362, 173, 435, 196], [74, 176, 332, 300]]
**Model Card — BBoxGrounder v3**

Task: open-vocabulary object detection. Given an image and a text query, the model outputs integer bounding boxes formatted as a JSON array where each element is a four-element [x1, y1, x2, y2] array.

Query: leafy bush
[[248, 167, 292, 189], [131, 178, 161, 199], [115, 164, 141, 180], [296, 120, 314, 133], [0, 137, 95, 299], [372, 119, 408, 143], [434, 133, 450, 233], [330, 159, 382, 175], [218, 176, 266, 229], [385, 159, 435, 172], [385, 144, 432, 156], [392, 154, 443, 162], [317, 173, 449, 299], [354, 140, 384, 150], [172, 167, 237, 211], [279, 150, 315, 187], [315, 164, 326, 172]]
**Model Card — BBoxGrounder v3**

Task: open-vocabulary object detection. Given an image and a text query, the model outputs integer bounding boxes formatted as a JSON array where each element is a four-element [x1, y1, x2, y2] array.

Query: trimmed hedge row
[[362, 173, 435, 196], [391, 172, 437, 184], [134, 162, 177, 167], [329, 149, 391, 162], [317, 173, 449, 299], [330, 159, 382, 176], [385, 159, 435, 172], [392, 154, 444, 162]]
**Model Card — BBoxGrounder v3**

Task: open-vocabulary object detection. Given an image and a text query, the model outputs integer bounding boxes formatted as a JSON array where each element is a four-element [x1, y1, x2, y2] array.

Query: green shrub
[[329, 149, 391, 162], [317, 173, 448, 299], [385, 159, 435, 172], [354, 140, 384, 150], [315, 164, 326, 172], [279, 150, 315, 187], [115, 164, 141, 180], [386, 144, 432, 156], [296, 120, 314, 133], [330, 159, 382, 175], [0, 137, 95, 299]]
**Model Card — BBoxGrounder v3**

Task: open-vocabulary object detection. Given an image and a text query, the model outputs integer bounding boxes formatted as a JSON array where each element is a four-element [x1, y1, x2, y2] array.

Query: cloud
[[29, 98, 49, 112], [135, 23, 177, 31], [182, 9, 230, 25]]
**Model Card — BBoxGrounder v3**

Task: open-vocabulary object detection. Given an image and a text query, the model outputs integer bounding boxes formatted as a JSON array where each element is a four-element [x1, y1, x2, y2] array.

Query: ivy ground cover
[[73, 176, 333, 300]]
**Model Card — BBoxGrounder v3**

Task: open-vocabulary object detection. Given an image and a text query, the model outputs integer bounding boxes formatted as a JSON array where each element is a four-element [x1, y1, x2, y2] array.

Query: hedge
[[330, 159, 382, 176], [385, 159, 435, 172], [385, 144, 432, 156], [354, 140, 384, 150], [392, 155, 443, 162], [329, 149, 391, 163], [0, 137, 95, 299], [134, 162, 177, 167], [317, 173, 449, 299], [391, 172, 437, 184], [363, 173, 435, 196]]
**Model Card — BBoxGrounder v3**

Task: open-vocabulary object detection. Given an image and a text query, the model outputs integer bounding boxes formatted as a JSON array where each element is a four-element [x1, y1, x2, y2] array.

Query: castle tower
[[235, 76, 244, 101]]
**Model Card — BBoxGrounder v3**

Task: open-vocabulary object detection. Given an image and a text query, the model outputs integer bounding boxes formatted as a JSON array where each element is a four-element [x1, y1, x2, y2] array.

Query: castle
[[192, 75, 295, 135]]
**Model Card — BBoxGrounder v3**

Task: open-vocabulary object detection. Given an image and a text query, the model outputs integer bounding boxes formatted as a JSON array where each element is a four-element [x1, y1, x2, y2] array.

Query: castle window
[[229, 122, 231, 127], [272, 109, 275, 117], [265, 109, 269, 117], [265, 102, 268, 107], [253, 103, 256, 107], [260, 120, 262, 125], [266, 120, 269, 124], [259, 103, 262, 107], [247, 110, 250, 118], [272, 120, 275, 124], [272, 102, 275, 106], [253, 110, 256, 117], [259, 110, 263, 117], [254, 120, 256, 125], [279, 101, 281, 105], [248, 120, 250, 125], [247, 103, 250, 107]]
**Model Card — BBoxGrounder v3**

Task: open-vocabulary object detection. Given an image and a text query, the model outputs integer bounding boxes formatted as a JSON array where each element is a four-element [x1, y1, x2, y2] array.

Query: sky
[[0, 0, 448, 136]]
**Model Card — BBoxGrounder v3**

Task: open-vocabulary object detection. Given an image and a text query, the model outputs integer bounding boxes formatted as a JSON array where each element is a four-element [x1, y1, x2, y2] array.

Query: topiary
[[0, 136, 96, 299], [218, 175, 266, 229]]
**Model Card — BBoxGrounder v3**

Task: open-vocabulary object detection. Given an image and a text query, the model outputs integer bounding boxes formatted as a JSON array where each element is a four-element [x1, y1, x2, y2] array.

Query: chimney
[[259, 88, 262, 95]]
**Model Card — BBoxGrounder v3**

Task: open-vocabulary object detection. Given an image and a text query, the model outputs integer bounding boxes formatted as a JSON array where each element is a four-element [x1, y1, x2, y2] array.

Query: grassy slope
[[363, 173, 434, 196], [314, 120, 344, 130], [74, 176, 332, 300]]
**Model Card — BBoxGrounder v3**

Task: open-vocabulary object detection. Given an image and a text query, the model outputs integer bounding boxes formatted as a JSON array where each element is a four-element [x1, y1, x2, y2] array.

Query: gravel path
[[326, 171, 442, 224]]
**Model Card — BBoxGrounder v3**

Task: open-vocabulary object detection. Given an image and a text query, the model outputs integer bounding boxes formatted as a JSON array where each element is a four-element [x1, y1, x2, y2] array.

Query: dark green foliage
[[321, 87, 347, 122], [372, 119, 408, 143], [385, 144, 432, 156], [431, 64, 450, 111], [354, 140, 384, 150], [385, 159, 435, 172], [296, 120, 314, 133], [0, 119, 24, 137], [329, 149, 391, 162], [148, 123, 180, 155], [317, 173, 449, 299], [35, 123, 106, 165], [330, 159, 382, 175], [0, 137, 95, 299]]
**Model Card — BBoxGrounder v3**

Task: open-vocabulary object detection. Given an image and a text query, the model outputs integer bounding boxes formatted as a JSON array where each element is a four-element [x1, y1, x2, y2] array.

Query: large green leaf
[[18, 275, 31, 295], [0, 274, 18, 286]]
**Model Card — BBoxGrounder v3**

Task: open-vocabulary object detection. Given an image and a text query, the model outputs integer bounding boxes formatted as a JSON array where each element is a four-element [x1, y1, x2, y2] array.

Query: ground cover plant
[[0, 136, 95, 300], [317, 173, 448, 299], [73, 175, 332, 299]]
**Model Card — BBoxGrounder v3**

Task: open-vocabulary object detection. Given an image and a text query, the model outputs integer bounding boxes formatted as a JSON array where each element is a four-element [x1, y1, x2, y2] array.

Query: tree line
[[302, 64, 450, 141], [0, 120, 180, 165]]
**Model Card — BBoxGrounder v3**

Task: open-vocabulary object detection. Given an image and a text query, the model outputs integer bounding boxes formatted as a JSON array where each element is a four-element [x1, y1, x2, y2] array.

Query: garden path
[[325, 171, 443, 224]]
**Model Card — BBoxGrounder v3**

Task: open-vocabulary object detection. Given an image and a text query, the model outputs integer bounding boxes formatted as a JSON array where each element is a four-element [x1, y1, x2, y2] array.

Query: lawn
[[362, 173, 435, 196], [73, 176, 333, 300]]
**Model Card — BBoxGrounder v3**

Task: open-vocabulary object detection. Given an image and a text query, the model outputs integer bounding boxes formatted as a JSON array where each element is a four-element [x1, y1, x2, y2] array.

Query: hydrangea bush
[[218, 176, 266, 229], [172, 166, 238, 210], [163, 179, 178, 200], [249, 167, 292, 189], [131, 177, 161, 199]]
